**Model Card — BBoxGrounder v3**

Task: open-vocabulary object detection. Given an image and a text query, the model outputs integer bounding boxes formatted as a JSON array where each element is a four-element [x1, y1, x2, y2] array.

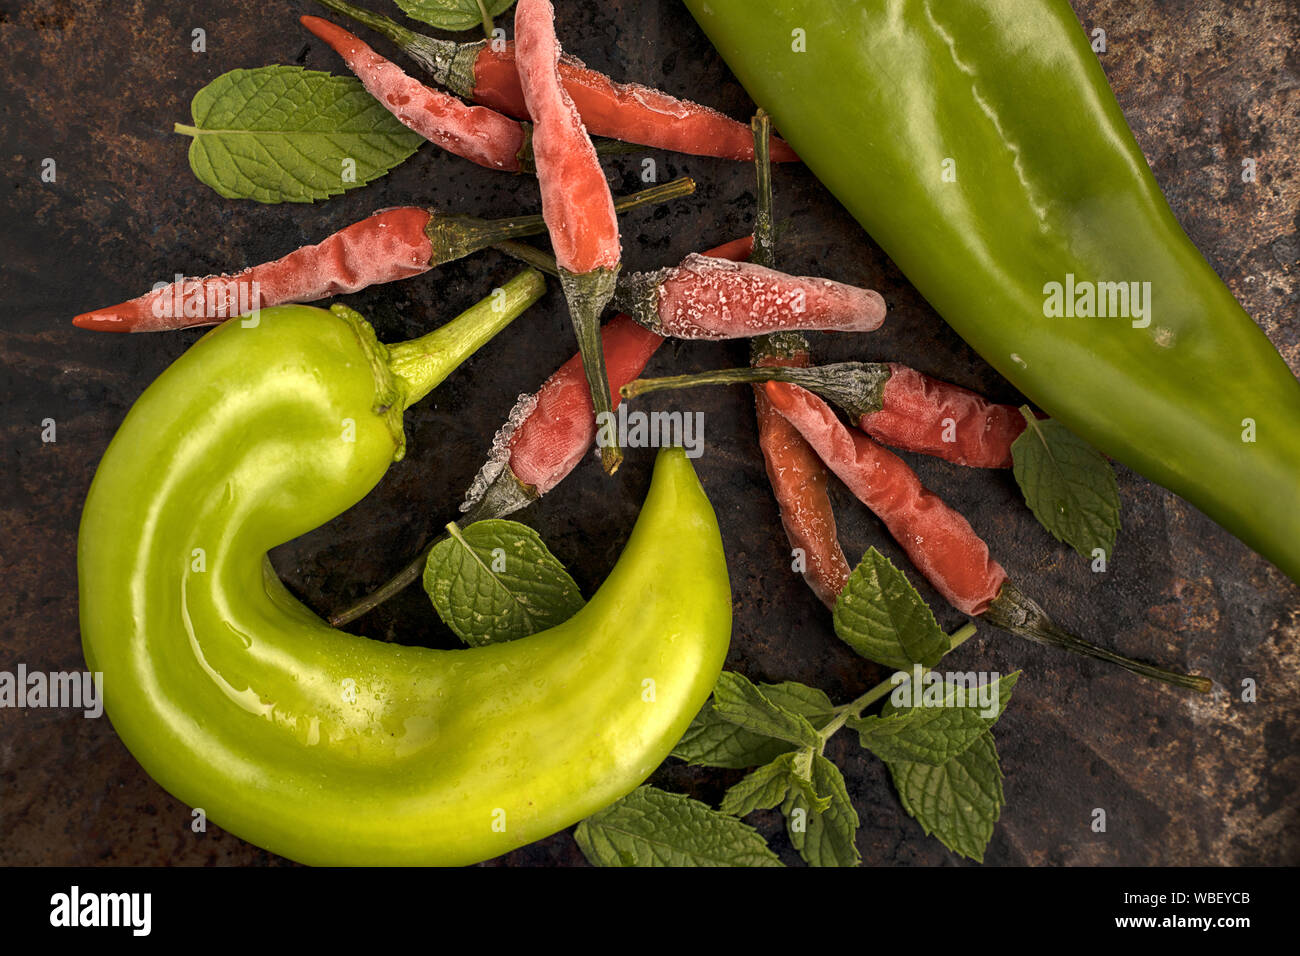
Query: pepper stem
[[984, 580, 1213, 693], [387, 268, 546, 410], [312, 0, 461, 80], [560, 265, 622, 474], [622, 362, 892, 420], [432, 177, 695, 266], [751, 109, 776, 270]]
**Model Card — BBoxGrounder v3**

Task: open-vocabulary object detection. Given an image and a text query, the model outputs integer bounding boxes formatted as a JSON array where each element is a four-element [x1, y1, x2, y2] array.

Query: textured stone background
[[0, 0, 1295, 866]]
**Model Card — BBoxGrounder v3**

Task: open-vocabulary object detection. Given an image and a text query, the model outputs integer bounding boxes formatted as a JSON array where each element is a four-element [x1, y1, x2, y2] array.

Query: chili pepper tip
[[72, 310, 129, 331]]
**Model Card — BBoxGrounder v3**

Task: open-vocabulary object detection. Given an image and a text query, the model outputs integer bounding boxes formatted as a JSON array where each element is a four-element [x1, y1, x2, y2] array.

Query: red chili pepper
[[765, 381, 1211, 692], [302, 16, 529, 172], [745, 109, 849, 609], [864, 364, 1027, 468], [751, 336, 851, 608], [764, 381, 1007, 615], [516, 0, 623, 473], [616, 254, 886, 340], [73, 207, 432, 332], [330, 236, 753, 627], [622, 360, 1027, 468], [73, 179, 694, 332], [311, 0, 799, 162]]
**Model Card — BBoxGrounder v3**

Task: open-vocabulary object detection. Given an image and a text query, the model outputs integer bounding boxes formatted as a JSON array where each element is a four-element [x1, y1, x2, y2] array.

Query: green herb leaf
[[888, 731, 1005, 862], [575, 786, 783, 867], [671, 681, 835, 768], [849, 672, 1019, 765], [423, 519, 584, 646], [833, 548, 950, 670], [710, 672, 823, 749], [782, 755, 860, 867], [1011, 408, 1120, 561], [178, 66, 424, 203], [720, 753, 800, 817], [396, 0, 517, 33]]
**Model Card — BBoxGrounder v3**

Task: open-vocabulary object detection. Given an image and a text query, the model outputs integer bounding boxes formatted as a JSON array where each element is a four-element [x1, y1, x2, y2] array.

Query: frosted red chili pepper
[[516, 0, 623, 473], [762, 381, 1007, 615], [73, 178, 694, 333], [617, 254, 887, 340], [766, 382, 1212, 691], [864, 365, 1027, 468], [302, 16, 528, 172], [469, 46, 800, 163], [72, 207, 433, 332], [514, 0, 619, 275], [623, 360, 1027, 468], [310, 0, 798, 162], [752, 341, 852, 608]]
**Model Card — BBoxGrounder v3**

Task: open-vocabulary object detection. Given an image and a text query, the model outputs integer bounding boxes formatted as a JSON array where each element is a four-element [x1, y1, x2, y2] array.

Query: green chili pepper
[[78, 272, 732, 866], [684, 0, 1300, 583]]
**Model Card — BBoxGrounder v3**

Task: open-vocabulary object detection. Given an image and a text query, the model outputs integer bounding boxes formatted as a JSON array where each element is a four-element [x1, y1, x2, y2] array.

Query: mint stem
[[816, 623, 978, 744]]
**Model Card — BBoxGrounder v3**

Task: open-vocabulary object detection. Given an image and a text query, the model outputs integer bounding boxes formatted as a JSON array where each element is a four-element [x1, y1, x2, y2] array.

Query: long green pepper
[[684, 0, 1300, 582], [78, 273, 732, 866]]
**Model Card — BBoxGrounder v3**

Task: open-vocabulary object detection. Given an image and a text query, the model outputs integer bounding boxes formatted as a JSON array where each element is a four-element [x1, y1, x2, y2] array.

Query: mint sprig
[[574, 787, 783, 867], [672, 680, 835, 768], [178, 66, 424, 203], [1011, 407, 1121, 561], [849, 672, 1020, 765], [423, 519, 584, 646]]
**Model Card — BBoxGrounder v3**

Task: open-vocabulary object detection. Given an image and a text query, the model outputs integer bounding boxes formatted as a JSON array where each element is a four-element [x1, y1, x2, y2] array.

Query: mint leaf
[[888, 731, 1005, 862], [396, 0, 517, 32], [178, 66, 423, 203], [671, 681, 835, 768], [720, 753, 800, 817], [423, 519, 584, 646], [710, 672, 822, 748], [833, 548, 949, 670], [575, 787, 783, 867], [1011, 408, 1120, 561], [849, 672, 1019, 765], [782, 755, 860, 867]]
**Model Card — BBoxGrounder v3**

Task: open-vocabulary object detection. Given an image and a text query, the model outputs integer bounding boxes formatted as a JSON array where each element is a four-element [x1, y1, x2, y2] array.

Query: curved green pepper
[[684, 0, 1300, 582], [78, 274, 732, 866]]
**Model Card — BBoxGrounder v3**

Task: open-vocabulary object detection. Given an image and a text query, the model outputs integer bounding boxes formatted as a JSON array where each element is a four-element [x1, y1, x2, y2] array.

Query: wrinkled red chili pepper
[[746, 109, 849, 609], [73, 179, 693, 332], [330, 236, 754, 627], [623, 360, 1028, 468], [751, 336, 852, 608], [616, 254, 886, 340], [311, 0, 799, 162], [516, 0, 623, 473], [765, 381, 1211, 692], [303, 16, 530, 172]]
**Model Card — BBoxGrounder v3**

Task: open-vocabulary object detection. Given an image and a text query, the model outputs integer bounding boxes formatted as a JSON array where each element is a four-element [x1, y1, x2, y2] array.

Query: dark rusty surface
[[0, 0, 1296, 866]]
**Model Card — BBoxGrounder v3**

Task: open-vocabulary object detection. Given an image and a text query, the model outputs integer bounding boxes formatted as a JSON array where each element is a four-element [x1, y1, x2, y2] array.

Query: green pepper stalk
[[78, 273, 733, 865], [622, 362, 892, 421]]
